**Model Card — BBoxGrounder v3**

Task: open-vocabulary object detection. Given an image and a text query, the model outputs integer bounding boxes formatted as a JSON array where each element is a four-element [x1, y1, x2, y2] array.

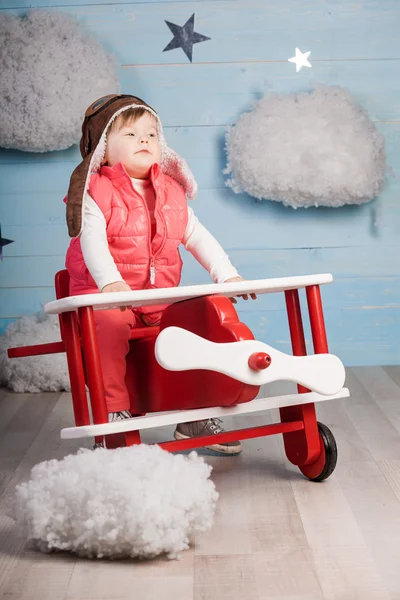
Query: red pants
[[93, 308, 161, 413]]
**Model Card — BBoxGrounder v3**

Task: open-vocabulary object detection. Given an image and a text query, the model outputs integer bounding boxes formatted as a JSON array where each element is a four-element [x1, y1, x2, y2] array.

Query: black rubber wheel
[[302, 422, 338, 482]]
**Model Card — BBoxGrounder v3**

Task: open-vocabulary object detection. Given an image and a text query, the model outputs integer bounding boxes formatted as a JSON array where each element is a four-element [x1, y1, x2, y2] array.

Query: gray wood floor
[[1, 366, 400, 599]]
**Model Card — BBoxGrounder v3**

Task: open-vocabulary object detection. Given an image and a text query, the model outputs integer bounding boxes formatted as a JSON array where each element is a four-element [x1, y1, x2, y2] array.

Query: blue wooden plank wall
[[0, 0, 399, 366]]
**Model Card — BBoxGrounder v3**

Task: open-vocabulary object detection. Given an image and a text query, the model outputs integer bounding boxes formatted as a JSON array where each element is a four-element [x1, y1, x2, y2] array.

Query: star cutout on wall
[[163, 13, 211, 62], [0, 224, 14, 260], [288, 48, 312, 72]]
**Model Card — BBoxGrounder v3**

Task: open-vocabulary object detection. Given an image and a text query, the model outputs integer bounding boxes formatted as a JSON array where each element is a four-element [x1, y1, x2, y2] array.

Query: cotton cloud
[[15, 444, 218, 560], [224, 85, 386, 208], [0, 10, 120, 152], [0, 312, 69, 392]]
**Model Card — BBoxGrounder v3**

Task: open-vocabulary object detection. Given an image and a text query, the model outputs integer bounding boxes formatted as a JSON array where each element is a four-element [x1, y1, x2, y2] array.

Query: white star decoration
[[288, 48, 312, 72]]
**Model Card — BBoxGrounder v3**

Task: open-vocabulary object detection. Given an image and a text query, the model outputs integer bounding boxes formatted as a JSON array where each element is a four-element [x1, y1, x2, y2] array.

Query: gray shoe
[[93, 442, 105, 450], [93, 410, 132, 449], [174, 418, 242, 455], [108, 410, 132, 422]]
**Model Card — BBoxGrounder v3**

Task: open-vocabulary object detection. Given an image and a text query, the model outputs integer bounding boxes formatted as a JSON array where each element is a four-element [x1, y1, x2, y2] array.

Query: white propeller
[[155, 327, 345, 396]]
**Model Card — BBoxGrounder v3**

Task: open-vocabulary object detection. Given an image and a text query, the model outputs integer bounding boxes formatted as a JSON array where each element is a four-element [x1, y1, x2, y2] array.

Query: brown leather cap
[[66, 94, 156, 238]]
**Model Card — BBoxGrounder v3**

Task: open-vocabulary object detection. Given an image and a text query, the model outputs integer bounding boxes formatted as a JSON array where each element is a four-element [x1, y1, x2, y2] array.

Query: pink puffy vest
[[65, 162, 188, 315]]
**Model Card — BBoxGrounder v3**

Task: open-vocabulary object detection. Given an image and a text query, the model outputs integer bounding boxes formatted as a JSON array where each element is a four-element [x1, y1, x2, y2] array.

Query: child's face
[[104, 112, 162, 178]]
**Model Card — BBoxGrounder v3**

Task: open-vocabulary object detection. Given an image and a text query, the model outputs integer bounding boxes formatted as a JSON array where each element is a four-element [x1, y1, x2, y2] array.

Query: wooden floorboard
[[1, 367, 400, 599]]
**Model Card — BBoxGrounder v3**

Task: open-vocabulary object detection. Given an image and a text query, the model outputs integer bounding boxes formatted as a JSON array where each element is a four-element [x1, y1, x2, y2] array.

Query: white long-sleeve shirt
[[80, 178, 239, 291]]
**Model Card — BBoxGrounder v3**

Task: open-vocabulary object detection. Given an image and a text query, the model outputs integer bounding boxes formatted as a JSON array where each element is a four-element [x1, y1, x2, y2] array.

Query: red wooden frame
[[7, 271, 333, 479]]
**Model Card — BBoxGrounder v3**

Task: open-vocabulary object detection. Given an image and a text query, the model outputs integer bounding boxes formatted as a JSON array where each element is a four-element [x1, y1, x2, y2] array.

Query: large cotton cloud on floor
[[15, 445, 218, 560], [224, 85, 386, 208], [0, 313, 69, 392], [0, 10, 120, 152]]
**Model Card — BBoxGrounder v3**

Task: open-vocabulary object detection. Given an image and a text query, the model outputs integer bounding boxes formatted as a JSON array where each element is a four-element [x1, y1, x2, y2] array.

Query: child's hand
[[224, 276, 257, 304], [101, 281, 132, 311]]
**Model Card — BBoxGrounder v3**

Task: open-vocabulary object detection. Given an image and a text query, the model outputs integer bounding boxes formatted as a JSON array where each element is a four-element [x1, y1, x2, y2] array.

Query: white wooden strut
[[45, 274, 333, 315], [61, 388, 350, 440]]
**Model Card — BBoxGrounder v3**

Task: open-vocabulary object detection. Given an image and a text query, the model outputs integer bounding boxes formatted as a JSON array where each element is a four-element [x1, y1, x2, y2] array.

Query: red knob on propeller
[[248, 352, 271, 371]]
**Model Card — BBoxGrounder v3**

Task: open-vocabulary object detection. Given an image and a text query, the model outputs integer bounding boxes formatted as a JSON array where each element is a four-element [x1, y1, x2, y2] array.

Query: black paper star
[[163, 13, 211, 62], [0, 224, 14, 260]]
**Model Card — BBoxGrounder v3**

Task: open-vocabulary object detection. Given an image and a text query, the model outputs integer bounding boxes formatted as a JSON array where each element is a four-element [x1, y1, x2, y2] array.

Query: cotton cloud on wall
[[224, 85, 386, 208], [0, 10, 120, 153]]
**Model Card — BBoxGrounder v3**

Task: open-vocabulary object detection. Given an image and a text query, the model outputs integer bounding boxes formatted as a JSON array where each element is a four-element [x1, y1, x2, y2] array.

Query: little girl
[[64, 94, 255, 455]]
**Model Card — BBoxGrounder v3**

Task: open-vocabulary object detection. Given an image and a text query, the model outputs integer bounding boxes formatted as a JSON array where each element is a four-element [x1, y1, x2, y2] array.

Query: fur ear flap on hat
[[66, 154, 93, 238], [162, 147, 198, 201], [66, 95, 198, 238]]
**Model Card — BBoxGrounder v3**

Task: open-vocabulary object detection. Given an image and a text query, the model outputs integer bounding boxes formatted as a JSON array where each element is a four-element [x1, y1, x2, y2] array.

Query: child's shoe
[[108, 410, 132, 422], [93, 410, 132, 449], [174, 418, 242, 455]]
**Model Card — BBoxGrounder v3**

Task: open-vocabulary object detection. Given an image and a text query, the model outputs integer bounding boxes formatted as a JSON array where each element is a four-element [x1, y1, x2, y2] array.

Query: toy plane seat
[[125, 294, 260, 414]]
